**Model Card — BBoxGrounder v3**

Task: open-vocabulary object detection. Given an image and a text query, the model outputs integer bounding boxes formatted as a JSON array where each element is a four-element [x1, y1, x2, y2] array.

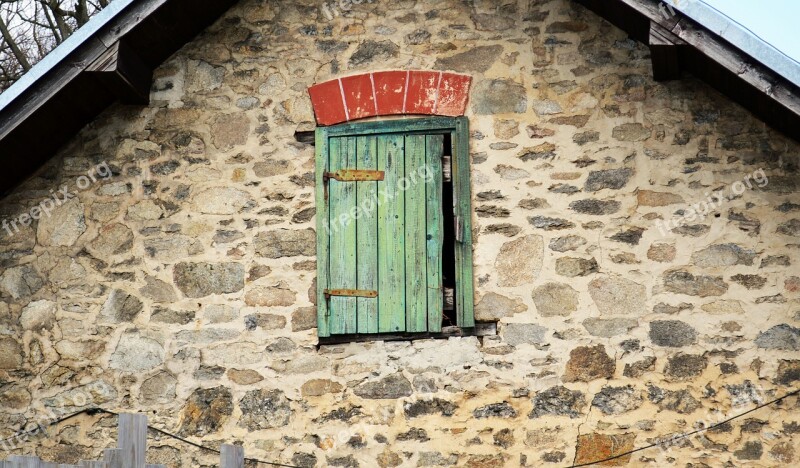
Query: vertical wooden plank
[[78, 462, 106, 468], [102, 449, 122, 468], [328, 136, 358, 334], [355, 136, 379, 334], [118, 414, 146, 468], [220, 444, 244, 468], [377, 134, 406, 333], [425, 134, 445, 333], [452, 117, 475, 328], [8, 456, 39, 468], [404, 134, 428, 332], [315, 127, 331, 337]]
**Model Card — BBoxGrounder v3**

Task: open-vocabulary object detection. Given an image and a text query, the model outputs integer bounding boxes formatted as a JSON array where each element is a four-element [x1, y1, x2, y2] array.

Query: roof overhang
[[0, 0, 799, 197], [574, 0, 800, 142], [0, 0, 238, 197]]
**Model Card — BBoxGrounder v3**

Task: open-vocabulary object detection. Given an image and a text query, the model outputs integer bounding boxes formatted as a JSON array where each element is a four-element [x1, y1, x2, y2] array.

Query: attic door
[[318, 131, 445, 336]]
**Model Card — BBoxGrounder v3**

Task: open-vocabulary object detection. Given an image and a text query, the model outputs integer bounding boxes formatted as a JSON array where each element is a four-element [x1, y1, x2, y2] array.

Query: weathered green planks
[[328, 136, 358, 334], [315, 127, 331, 337], [377, 134, 406, 333], [452, 117, 475, 328], [356, 136, 379, 333], [316, 117, 473, 337], [425, 134, 444, 332], [404, 134, 427, 332]]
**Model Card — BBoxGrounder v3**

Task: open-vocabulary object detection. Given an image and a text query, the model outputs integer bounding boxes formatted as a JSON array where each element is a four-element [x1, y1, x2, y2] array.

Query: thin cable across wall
[[0, 408, 300, 468], [1, 388, 798, 468], [567, 387, 800, 467]]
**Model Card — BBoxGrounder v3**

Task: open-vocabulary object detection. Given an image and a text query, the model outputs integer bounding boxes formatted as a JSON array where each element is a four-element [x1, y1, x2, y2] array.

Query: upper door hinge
[[323, 170, 385, 182], [323, 169, 385, 200], [324, 289, 379, 300]]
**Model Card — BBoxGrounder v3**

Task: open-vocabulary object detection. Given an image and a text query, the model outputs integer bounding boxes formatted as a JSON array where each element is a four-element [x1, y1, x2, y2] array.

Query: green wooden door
[[320, 132, 444, 336]]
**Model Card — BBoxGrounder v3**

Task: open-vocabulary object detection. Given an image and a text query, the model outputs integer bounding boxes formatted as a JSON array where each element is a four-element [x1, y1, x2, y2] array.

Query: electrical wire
[[0, 407, 299, 467], [3, 387, 798, 468], [568, 387, 800, 467]]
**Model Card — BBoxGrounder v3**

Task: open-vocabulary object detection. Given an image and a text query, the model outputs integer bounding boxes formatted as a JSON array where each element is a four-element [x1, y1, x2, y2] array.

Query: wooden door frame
[[315, 116, 474, 338]]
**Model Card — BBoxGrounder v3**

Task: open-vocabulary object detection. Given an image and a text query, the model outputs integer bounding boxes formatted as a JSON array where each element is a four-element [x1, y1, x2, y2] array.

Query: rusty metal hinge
[[323, 170, 385, 182], [324, 289, 379, 299], [323, 170, 385, 201]]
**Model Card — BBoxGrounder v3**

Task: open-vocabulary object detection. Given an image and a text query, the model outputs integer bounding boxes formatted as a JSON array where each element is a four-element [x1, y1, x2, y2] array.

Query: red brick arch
[[308, 70, 472, 126]]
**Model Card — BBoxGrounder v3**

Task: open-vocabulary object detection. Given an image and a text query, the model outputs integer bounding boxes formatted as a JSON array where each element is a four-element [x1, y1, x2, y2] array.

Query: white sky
[[700, 0, 800, 65]]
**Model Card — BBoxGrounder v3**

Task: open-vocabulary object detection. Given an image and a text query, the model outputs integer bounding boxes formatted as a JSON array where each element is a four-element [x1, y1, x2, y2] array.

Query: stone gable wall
[[1, 0, 799, 466]]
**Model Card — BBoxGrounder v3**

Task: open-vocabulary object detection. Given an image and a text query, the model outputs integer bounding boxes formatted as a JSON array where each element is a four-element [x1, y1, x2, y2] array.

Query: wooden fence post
[[102, 449, 122, 468], [220, 445, 244, 468], [8, 455, 40, 467], [118, 414, 146, 468]]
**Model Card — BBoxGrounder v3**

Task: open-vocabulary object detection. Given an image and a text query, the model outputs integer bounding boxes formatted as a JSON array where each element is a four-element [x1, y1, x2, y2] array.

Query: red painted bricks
[[308, 70, 472, 126]]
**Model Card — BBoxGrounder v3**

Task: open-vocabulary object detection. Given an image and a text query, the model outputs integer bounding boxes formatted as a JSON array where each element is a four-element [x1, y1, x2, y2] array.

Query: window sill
[[317, 322, 497, 346]]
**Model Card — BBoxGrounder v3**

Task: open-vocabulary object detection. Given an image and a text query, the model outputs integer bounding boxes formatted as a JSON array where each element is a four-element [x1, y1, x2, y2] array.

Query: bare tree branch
[[0, 14, 30, 71], [0, 0, 110, 91]]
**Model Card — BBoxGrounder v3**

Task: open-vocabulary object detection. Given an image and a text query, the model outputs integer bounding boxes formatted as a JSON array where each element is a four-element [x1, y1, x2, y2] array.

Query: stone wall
[[1, 0, 799, 466]]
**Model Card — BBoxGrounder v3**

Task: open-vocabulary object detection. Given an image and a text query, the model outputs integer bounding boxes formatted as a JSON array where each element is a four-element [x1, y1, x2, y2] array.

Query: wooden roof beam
[[87, 40, 152, 105], [649, 21, 687, 81]]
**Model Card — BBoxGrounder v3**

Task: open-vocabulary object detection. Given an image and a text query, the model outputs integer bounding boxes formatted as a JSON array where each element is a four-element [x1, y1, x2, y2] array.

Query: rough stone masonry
[[0, 0, 799, 466]]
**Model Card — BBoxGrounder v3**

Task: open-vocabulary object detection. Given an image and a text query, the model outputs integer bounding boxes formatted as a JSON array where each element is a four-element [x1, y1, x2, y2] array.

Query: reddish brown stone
[[574, 433, 636, 466], [563, 345, 616, 382]]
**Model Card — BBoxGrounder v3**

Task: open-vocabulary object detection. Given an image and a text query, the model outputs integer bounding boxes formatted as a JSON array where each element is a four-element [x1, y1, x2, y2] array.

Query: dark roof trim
[[575, 0, 800, 142], [675, 0, 800, 87], [0, 0, 238, 197]]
